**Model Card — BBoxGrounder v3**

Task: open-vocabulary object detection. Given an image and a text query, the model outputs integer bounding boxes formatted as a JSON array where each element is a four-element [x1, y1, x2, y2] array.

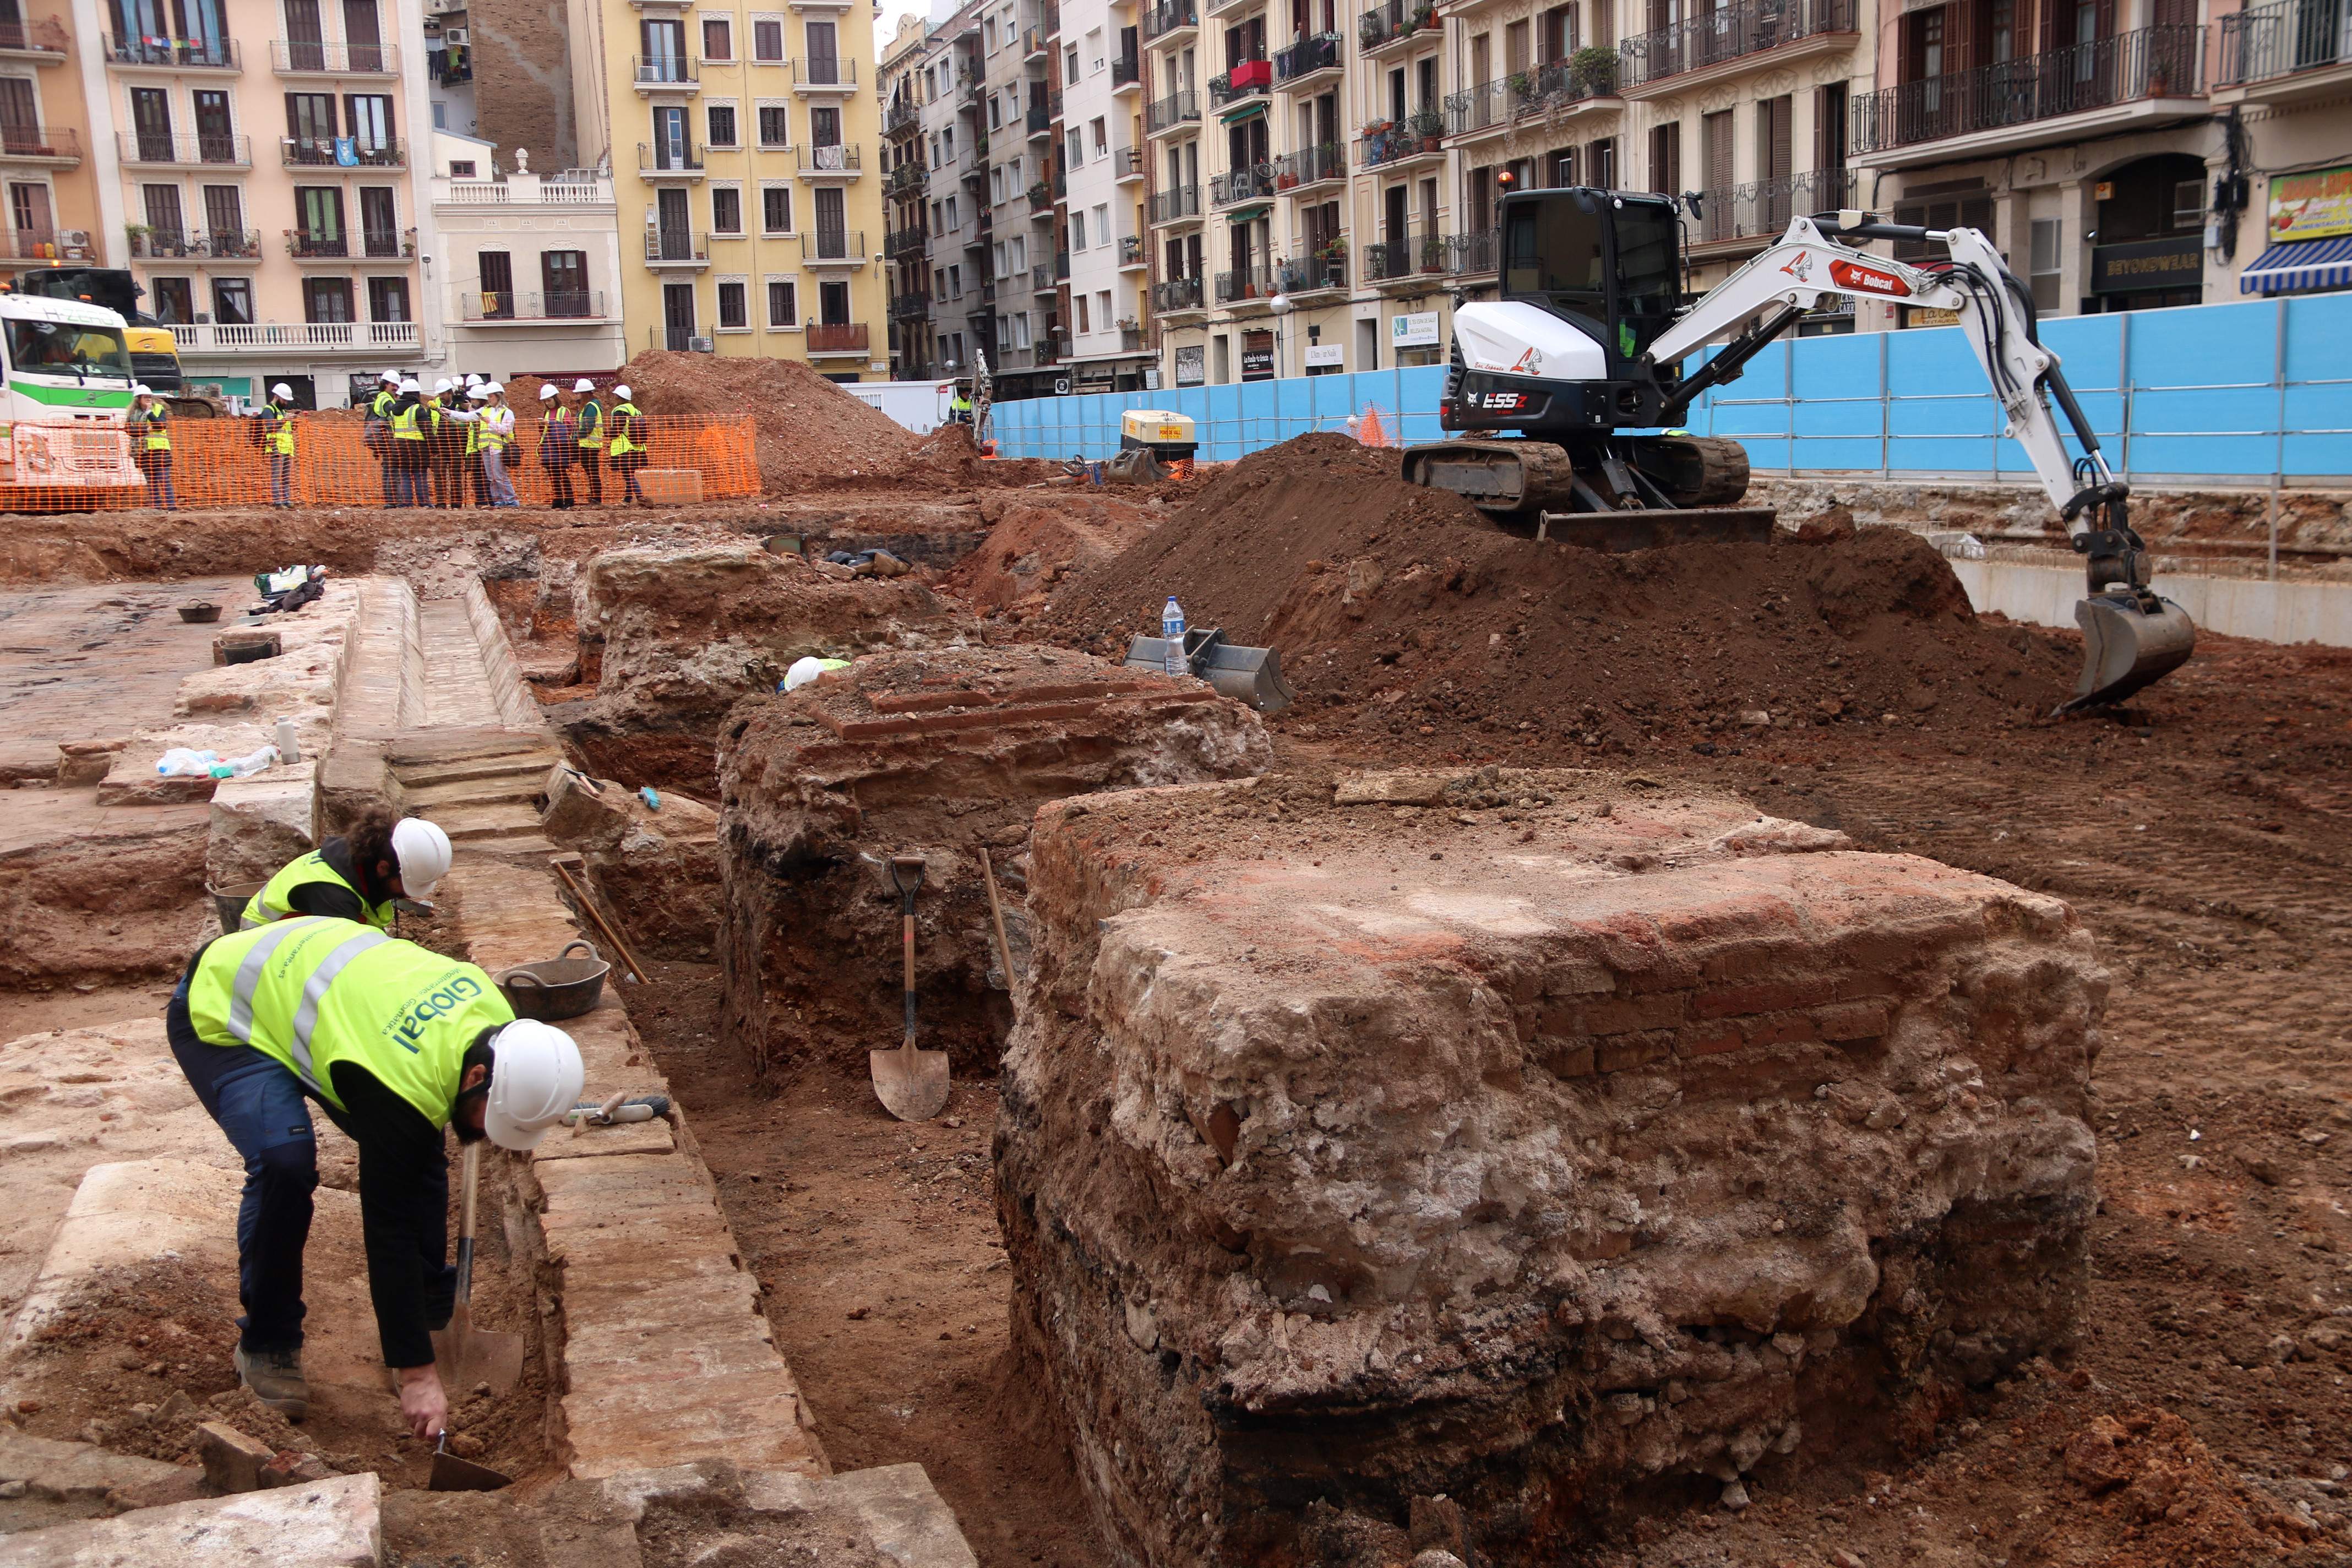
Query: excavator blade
[[1534, 508, 1777, 552], [2058, 590, 2197, 714]]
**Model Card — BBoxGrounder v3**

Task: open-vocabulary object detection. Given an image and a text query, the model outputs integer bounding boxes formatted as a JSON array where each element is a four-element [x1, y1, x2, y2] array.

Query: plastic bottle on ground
[[209, 745, 280, 780], [156, 748, 220, 777], [1162, 596, 1186, 678]]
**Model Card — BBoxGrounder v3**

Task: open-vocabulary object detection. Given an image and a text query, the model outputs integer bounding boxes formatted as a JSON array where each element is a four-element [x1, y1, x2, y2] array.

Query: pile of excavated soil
[[938, 491, 1161, 613], [1037, 432, 2079, 750]]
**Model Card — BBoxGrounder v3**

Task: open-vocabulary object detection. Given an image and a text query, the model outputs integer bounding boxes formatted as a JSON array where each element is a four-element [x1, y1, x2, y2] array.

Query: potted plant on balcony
[[1409, 1, 1435, 32], [1410, 106, 1445, 148], [1358, 11, 1385, 47], [1508, 69, 1535, 101], [1570, 43, 1619, 94], [124, 222, 150, 256]]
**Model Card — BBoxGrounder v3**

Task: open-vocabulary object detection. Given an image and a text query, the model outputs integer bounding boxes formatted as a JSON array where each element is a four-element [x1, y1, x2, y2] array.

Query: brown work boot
[[232, 1345, 309, 1419]]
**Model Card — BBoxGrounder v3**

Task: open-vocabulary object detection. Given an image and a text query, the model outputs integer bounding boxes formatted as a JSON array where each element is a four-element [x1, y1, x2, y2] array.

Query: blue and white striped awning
[[2240, 234, 2352, 294]]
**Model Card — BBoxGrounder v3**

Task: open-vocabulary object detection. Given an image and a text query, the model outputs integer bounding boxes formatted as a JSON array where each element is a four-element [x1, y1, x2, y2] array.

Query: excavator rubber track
[[1402, 435, 1774, 552]]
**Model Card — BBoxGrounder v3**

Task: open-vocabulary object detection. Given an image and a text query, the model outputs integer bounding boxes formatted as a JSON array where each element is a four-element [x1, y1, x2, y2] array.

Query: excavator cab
[[1498, 188, 1682, 371]]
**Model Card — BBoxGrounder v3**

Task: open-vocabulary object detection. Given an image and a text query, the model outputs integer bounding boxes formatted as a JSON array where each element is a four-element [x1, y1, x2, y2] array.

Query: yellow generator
[[1118, 409, 1196, 463]]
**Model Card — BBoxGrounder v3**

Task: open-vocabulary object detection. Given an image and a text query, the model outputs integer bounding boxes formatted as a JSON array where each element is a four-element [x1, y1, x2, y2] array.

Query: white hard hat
[[381, 369, 401, 384], [573, 378, 595, 393], [133, 384, 153, 396], [432, 378, 454, 394], [270, 382, 293, 399], [468, 384, 491, 400], [399, 378, 421, 393], [482, 382, 504, 397], [465, 372, 484, 385], [538, 384, 559, 400], [390, 816, 453, 899], [483, 1019, 586, 1151], [613, 384, 632, 400]]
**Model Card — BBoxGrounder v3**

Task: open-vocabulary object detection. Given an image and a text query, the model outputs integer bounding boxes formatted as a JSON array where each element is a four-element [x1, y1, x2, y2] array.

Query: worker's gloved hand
[[397, 1363, 449, 1441]]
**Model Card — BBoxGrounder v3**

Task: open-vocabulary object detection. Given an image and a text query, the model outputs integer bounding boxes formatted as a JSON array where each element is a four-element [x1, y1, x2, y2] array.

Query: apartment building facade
[[73, 0, 442, 404], [0, 0, 107, 281], [570, 0, 886, 377], [880, 10, 928, 375], [1060, 0, 1150, 388], [431, 127, 625, 377]]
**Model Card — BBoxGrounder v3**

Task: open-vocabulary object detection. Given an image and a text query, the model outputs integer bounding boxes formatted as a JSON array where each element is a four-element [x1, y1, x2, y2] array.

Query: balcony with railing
[[807, 322, 870, 354], [0, 226, 69, 262], [1358, 0, 1438, 56], [644, 229, 711, 264], [270, 39, 399, 73], [793, 55, 858, 88], [1273, 140, 1344, 191], [1056, 248, 1071, 279], [1113, 145, 1144, 181], [131, 227, 263, 260], [286, 230, 349, 258], [639, 142, 706, 177], [887, 161, 925, 195], [1275, 31, 1342, 85], [1852, 25, 2203, 162], [459, 290, 607, 322], [1027, 96, 1052, 136], [1361, 228, 1447, 285], [885, 96, 921, 135], [1211, 164, 1275, 206], [1032, 262, 1055, 293], [1119, 233, 1146, 267], [1687, 168, 1856, 249], [1445, 59, 1619, 138], [884, 224, 928, 257], [284, 135, 404, 167], [1120, 323, 1146, 352], [103, 34, 239, 69], [0, 18, 69, 57], [175, 320, 421, 353], [1145, 89, 1200, 135], [1618, 0, 1854, 93], [1148, 182, 1202, 224], [1355, 110, 1445, 167], [119, 132, 248, 167], [436, 172, 614, 204], [1141, 0, 1198, 42], [0, 124, 77, 164], [1214, 264, 1276, 304], [1445, 226, 1498, 278], [797, 143, 862, 176], [2220, 0, 2350, 95], [1277, 252, 1347, 294], [632, 53, 699, 91], [801, 228, 865, 264], [1154, 274, 1206, 312], [1112, 52, 1143, 90], [892, 290, 932, 320], [1208, 56, 1272, 106], [1028, 178, 1053, 213]]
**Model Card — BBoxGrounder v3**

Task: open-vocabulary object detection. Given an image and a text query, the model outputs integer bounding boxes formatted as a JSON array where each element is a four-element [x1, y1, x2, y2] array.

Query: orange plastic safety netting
[[0, 413, 761, 512]]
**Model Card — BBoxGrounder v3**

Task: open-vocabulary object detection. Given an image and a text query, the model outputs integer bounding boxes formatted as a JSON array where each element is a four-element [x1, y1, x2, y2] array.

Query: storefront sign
[[1240, 330, 1276, 381], [1303, 343, 1344, 368], [1391, 311, 1441, 349], [2090, 235, 2203, 294], [1173, 345, 1205, 387], [2269, 164, 2352, 243]]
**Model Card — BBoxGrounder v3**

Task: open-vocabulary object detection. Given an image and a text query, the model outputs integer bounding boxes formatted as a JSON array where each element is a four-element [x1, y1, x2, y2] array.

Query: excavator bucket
[[1124, 627, 1297, 714], [2059, 590, 2198, 714]]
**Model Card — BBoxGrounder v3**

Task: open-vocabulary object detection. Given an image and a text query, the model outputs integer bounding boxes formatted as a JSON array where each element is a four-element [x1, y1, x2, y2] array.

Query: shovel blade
[[2059, 590, 2197, 712], [429, 1449, 513, 1493], [870, 1043, 950, 1122], [432, 1319, 526, 1399]]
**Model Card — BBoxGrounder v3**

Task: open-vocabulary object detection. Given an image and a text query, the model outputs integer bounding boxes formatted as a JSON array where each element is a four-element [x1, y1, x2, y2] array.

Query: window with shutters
[[758, 102, 790, 147], [717, 279, 748, 329], [767, 277, 797, 326], [754, 17, 784, 59], [1891, 187, 1993, 261], [1585, 136, 1614, 187], [1757, 95, 1792, 228], [711, 184, 741, 233], [1700, 111, 1732, 238], [703, 17, 731, 60], [707, 102, 738, 146], [1814, 83, 1847, 177], [1647, 122, 1680, 198], [762, 183, 792, 232]]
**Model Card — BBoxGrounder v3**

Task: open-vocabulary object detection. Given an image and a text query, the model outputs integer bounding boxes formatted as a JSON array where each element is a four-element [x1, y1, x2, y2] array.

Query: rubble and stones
[[997, 768, 2105, 1566], [717, 646, 1272, 1076], [541, 764, 723, 960]]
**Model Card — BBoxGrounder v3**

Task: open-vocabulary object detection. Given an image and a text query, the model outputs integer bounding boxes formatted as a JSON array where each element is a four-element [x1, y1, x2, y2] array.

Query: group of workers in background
[[122, 374, 655, 511]]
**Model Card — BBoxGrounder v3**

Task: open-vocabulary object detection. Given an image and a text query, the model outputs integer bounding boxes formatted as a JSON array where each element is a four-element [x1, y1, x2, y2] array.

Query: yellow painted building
[[571, 0, 886, 377]]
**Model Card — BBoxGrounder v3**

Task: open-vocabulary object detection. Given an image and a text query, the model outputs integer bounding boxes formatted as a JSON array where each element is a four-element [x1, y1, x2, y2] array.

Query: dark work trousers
[[578, 447, 604, 505], [165, 958, 451, 1355], [429, 453, 465, 509], [469, 451, 490, 507]]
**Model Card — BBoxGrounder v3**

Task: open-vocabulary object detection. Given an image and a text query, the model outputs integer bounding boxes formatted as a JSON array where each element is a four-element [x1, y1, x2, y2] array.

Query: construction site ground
[[0, 380, 2344, 1566]]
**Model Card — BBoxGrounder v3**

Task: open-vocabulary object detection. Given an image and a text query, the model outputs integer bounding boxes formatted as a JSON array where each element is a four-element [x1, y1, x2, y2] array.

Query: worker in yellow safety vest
[[262, 382, 298, 508], [131, 384, 175, 508], [241, 809, 453, 930], [388, 378, 429, 508], [167, 917, 585, 1437], [571, 379, 605, 505], [607, 382, 649, 505], [368, 370, 400, 505], [447, 383, 521, 508]]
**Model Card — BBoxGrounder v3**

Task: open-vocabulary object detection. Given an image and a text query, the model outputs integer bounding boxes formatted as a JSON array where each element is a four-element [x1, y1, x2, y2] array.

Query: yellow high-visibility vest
[[241, 849, 394, 932]]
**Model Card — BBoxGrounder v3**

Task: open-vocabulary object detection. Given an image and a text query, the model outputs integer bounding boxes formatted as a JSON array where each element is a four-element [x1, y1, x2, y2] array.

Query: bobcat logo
[[1778, 251, 1816, 283]]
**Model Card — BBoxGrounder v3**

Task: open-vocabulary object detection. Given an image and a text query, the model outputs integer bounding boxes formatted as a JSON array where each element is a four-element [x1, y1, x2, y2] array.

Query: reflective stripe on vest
[[141, 408, 170, 451], [243, 848, 395, 931], [607, 402, 643, 457], [284, 927, 391, 1088], [392, 406, 423, 440], [266, 404, 295, 456]]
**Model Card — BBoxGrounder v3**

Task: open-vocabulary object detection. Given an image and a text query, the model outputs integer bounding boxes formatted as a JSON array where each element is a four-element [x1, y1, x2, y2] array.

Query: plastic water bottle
[[156, 747, 219, 777], [274, 716, 301, 765], [1161, 596, 1186, 678], [209, 745, 280, 780]]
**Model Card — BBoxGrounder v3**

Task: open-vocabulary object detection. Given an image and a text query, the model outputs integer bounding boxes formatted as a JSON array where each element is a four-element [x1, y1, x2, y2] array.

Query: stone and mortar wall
[[995, 771, 2106, 1566]]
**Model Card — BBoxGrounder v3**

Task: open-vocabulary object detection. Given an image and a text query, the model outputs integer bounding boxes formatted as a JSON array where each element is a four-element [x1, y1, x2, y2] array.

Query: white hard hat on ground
[[784, 656, 850, 692], [538, 384, 559, 400], [270, 382, 293, 399], [483, 1020, 585, 1151], [573, 378, 595, 393], [613, 384, 632, 400], [390, 816, 453, 899], [399, 378, 421, 393]]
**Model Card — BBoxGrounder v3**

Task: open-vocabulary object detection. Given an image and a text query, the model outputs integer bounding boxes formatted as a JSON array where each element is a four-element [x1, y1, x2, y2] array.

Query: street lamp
[[1268, 291, 1291, 380]]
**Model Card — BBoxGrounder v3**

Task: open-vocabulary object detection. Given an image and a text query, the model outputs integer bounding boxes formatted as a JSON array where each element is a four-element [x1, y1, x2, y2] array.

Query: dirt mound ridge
[[605, 351, 921, 494], [1037, 432, 2078, 748]]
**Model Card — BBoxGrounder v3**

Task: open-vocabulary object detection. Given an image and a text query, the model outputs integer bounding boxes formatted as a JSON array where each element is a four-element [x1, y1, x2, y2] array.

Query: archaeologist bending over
[[167, 918, 585, 1438], [242, 808, 453, 930]]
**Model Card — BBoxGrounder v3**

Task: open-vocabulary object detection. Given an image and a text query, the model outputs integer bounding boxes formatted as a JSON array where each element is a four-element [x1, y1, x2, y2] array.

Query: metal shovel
[[428, 1430, 511, 1493], [431, 1143, 525, 1397], [869, 854, 949, 1122]]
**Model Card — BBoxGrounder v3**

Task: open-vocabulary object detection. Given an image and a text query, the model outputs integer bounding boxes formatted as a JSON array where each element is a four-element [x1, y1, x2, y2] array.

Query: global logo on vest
[[393, 973, 484, 1052]]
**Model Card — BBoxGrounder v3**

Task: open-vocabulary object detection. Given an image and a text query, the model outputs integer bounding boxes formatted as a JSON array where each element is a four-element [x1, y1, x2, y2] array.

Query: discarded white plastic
[[784, 656, 828, 692], [210, 745, 280, 780], [155, 747, 220, 777]]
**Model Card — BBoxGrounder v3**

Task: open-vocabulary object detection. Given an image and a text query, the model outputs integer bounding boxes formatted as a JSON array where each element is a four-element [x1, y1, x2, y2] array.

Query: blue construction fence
[[991, 292, 2352, 483]]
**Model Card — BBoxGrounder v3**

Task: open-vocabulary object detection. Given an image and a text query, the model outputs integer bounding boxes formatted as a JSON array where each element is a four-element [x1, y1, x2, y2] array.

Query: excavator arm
[[1645, 211, 2195, 711]]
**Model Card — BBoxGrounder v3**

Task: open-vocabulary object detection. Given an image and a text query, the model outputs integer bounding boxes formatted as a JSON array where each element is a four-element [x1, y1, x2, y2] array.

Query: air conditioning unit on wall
[[442, 26, 469, 45], [689, 336, 714, 352]]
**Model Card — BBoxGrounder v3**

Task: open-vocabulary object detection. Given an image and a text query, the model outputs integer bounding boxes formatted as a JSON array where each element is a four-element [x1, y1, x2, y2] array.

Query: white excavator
[[1402, 188, 2197, 711]]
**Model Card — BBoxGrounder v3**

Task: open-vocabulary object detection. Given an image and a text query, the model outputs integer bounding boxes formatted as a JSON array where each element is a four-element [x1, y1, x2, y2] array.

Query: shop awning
[[1218, 101, 1268, 126], [2239, 234, 2352, 294], [1225, 204, 1269, 225]]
